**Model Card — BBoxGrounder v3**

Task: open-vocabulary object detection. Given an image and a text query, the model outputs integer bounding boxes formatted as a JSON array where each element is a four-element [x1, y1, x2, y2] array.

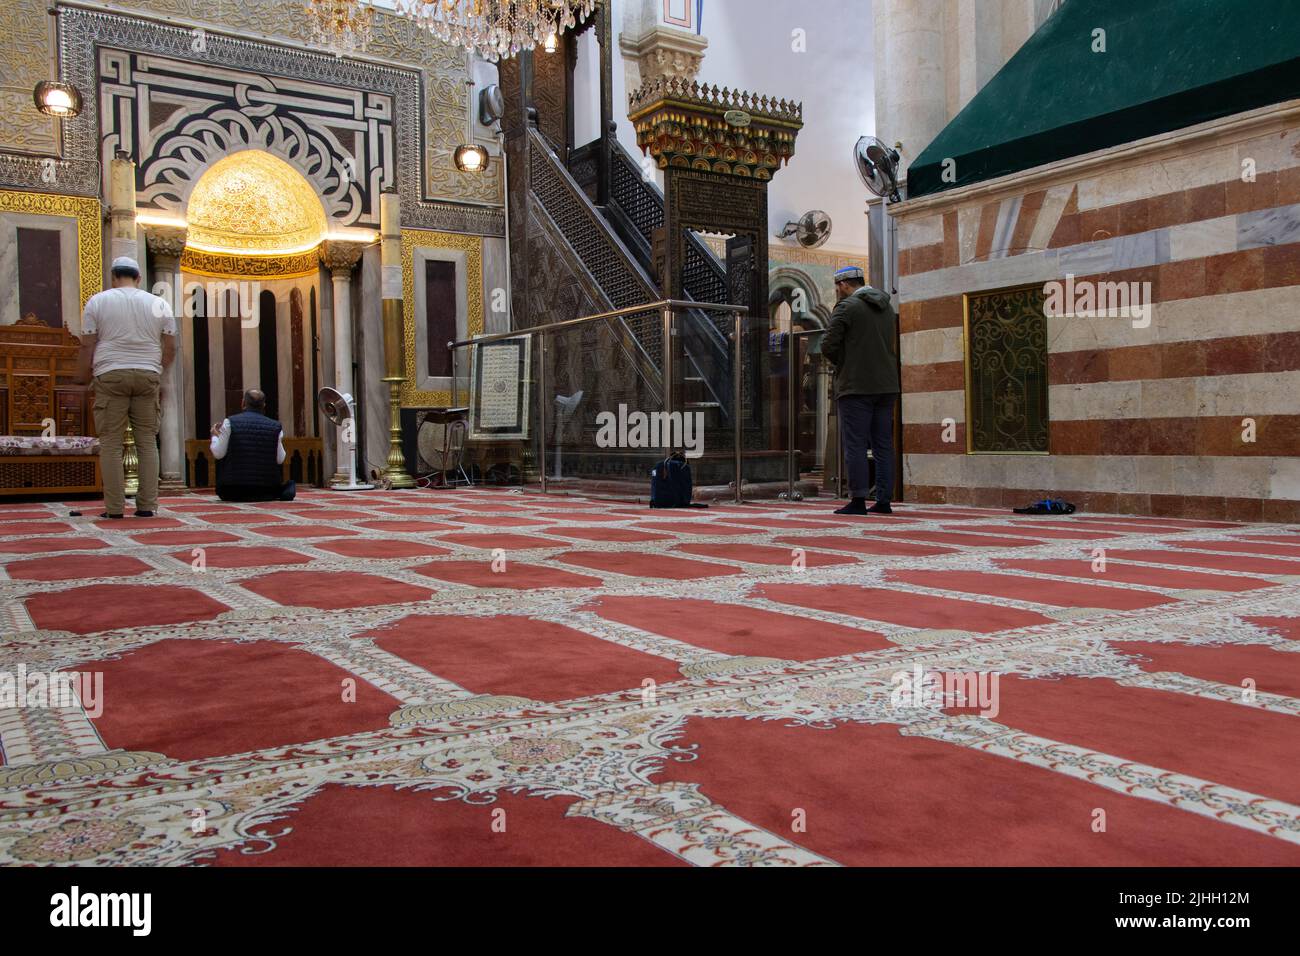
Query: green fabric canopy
[[908, 0, 1300, 198]]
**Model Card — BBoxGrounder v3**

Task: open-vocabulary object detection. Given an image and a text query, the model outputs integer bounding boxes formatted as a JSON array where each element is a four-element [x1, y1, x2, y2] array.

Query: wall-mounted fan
[[778, 210, 833, 248], [479, 84, 505, 126], [317, 387, 373, 491], [854, 135, 902, 203]]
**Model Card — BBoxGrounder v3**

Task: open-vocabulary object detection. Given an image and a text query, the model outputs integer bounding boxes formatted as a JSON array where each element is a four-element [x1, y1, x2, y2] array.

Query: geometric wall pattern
[[0, 4, 503, 236], [101, 48, 393, 229]]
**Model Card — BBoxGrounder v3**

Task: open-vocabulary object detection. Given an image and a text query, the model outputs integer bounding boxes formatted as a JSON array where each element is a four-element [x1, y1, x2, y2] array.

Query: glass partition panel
[[541, 305, 665, 502], [446, 302, 757, 504], [731, 312, 786, 501], [670, 303, 742, 502], [790, 328, 834, 501]]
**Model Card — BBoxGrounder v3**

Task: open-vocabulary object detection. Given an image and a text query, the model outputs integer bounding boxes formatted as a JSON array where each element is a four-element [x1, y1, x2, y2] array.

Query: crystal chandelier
[[396, 1, 598, 62], [305, 0, 376, 55]]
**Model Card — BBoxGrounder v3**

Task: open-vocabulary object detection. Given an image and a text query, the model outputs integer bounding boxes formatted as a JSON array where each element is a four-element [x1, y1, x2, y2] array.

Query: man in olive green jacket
[[820, 266, 900, 514]]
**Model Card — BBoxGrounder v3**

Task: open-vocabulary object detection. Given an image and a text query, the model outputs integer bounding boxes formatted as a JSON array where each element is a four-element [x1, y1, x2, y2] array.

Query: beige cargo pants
[[93, 369, 161, 515]]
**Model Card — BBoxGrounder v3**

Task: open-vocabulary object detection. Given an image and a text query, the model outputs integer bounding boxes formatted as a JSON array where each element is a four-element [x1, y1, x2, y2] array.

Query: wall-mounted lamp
[[33, 81, 82, 118], [453, 78, 489, 173], [453, 143, 489, 173]]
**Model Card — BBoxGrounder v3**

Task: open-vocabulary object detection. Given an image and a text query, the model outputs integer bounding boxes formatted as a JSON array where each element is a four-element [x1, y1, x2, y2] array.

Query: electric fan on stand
[[317, 387, 373, 491]]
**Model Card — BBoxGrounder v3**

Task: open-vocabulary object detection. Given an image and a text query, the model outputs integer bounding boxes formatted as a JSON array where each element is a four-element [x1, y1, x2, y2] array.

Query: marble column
[[872, 0, 950, 185], [146, 228, 188, 489], [108, 151, 139, 264], [107, 151, 142, 498], [320, 241, 364, 487]]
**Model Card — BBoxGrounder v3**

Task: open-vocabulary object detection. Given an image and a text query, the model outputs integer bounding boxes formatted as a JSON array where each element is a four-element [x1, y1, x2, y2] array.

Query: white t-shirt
[[82, 287, 176, 376]]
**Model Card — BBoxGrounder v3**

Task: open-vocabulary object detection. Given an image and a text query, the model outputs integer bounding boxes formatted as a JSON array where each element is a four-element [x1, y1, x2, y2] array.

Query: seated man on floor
[[210, 389, 296, 502]]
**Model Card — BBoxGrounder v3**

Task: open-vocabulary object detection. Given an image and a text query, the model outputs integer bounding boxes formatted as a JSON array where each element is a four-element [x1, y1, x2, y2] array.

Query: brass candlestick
[[123, 423, 139, 497], [381, 300, 416, 489], [383, 378, 416, 488], [379, 188, 415, 490]]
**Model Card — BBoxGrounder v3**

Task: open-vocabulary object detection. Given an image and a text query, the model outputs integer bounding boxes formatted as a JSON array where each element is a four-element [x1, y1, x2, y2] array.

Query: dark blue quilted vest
[[217, 411, 282, 489]]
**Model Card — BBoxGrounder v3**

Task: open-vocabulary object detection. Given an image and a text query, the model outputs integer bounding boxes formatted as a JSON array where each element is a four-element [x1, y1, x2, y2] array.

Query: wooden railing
[[185, 437, 324, 489]]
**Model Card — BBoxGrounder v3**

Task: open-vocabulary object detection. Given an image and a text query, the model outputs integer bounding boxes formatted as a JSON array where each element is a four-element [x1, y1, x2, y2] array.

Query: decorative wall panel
[[0, 190, 102, 312], [100, 49, 394, 228], [532, 34, 571, 156], [963, 284, 1050, 454], [179, 248, 318, 280], [0, 4, 503, 235], [0, 0, 57, 155], [400, 229, 483, 407]]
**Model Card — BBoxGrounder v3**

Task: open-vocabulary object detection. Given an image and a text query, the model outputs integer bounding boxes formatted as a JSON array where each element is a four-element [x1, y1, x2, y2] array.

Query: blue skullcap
[[834, 266, 864, 282]]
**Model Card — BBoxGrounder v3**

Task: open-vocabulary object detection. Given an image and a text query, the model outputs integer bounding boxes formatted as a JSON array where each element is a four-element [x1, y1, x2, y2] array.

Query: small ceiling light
[[454, 144, 489, 173], [543, 32, 559, 54], [33, 81, 82, 119]]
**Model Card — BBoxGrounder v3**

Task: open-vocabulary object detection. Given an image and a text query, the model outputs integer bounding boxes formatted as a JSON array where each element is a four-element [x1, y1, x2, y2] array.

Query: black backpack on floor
[[650, 453, 705, 509]]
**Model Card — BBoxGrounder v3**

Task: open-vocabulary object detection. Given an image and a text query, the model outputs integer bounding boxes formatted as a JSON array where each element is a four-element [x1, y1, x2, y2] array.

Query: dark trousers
[[838, 394, 896, 502], [216, 480, 296, 503]]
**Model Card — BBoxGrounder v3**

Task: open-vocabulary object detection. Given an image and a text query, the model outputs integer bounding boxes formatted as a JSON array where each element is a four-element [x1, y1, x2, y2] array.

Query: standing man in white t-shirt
[[77, 257, 177, 518]]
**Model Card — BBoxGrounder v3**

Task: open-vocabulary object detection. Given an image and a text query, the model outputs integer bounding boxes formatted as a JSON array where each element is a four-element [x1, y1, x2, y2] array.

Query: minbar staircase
[[526, 129, 779, 483]]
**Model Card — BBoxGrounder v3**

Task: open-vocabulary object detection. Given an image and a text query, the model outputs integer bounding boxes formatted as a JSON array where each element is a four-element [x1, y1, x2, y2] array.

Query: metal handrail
[[526, 128, 665, 392], [446, 299, 748, 350], [527, 194, 664, 399], [447, 299, 749, 504]]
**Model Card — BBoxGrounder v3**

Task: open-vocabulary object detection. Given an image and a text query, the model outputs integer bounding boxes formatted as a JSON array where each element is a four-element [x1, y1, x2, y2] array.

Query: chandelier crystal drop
[[396, 0, 597, 62], [305, 0, 376, 55]]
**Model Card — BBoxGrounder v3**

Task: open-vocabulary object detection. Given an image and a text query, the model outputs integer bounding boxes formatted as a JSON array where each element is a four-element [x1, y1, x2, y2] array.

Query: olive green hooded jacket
[[820, 285, 901, 398]]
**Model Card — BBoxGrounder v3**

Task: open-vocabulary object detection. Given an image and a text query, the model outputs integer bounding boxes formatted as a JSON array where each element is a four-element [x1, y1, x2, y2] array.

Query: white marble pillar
[[108, 151, 139, 264], [320, 241, 364, 486], [872, 0, 949, 183], [145, 229, 188, 488]]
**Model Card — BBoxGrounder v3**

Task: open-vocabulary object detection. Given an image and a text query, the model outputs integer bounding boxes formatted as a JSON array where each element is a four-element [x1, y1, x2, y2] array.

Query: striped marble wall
[[892, 105, 1300, 522]]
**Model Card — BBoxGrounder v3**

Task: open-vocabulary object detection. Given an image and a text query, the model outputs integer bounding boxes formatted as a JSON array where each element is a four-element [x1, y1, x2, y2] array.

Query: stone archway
[[770, 267, 833, 485], [769, 267, 829, 332], [141, 148, 352, 488]]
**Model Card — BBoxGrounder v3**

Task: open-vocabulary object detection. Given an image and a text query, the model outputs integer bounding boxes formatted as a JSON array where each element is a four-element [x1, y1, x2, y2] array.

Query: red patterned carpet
[[1, 487, 1299, 866]]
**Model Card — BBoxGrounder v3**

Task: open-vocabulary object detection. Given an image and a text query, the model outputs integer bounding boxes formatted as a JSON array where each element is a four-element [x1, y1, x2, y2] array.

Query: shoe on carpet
[[134, 511, 155, 518], [99, 512, 123, 519], [867, 502, 893, 514], [834, 498, 868, 515], [1013, 498, 1076, 515]]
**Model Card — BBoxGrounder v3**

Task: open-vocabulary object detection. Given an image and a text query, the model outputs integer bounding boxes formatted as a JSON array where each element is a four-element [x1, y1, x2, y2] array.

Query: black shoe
[[99, 512, 123, 519], [834, 500, 868, 515], [867, 502, 894, 515], [134, 511, 156, 518]]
